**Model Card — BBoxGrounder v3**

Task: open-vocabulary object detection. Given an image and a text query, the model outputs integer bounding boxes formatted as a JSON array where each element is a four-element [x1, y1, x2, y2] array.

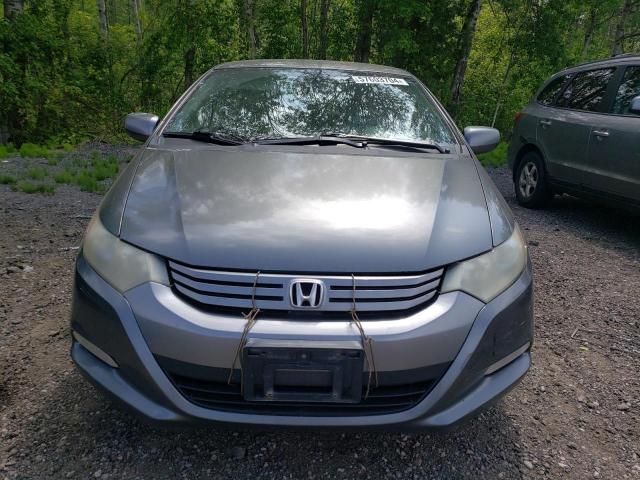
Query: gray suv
[[508, 54, 640, 209], [71, 60, 533, 430]]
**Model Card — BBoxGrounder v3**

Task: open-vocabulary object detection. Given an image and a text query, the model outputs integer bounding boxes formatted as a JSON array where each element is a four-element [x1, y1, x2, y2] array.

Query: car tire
[[514, 151, 553, 209]]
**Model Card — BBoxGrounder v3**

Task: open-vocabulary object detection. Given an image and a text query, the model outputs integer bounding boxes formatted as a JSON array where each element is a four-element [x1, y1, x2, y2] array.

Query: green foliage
[[54, 169, 75, 184], [477, 142, 508, 168], [373, 0, 462, 101], [26, 166, 47, 180], [92, 156, 119, 181], [0, 144, 17, 159], [12, 181, 55, 194], [19, 143, 51, 158], [0, 174, 17, 184], [0, 146, 124, 195], [50, 154, 120, 192], [73, 171, 99, 192], [1, 147, 126, 195]]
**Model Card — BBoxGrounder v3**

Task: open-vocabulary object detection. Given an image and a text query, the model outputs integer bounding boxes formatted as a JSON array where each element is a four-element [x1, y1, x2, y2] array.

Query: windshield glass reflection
[[164, 68, 455, 145]]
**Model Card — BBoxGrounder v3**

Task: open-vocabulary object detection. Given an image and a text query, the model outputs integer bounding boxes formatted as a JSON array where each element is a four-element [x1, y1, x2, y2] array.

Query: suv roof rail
[[568, 53, 640, 70]]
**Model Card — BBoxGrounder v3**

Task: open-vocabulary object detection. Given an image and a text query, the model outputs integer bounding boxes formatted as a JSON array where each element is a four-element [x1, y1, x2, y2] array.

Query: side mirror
[[463, 126, 500, 154], [629, 96, 640, 115], [124, 113, 159, 142]]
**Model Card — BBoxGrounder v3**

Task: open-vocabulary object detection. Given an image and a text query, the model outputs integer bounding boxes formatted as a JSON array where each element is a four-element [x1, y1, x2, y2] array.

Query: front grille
[[164, 369, 438, 416], [168, 261, 444, 313]]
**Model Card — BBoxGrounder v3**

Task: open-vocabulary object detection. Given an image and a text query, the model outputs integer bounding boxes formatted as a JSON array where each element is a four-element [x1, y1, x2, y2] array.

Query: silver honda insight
[[70, 60, 533, 430]]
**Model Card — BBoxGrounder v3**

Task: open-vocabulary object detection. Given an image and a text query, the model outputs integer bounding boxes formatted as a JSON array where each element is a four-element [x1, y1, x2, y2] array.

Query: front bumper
[[70, 254, 533, 430]]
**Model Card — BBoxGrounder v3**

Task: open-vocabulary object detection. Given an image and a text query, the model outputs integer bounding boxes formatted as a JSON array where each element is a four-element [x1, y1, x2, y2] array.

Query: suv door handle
[[592, 130, 609, 138], [539, 119, 552, 126]]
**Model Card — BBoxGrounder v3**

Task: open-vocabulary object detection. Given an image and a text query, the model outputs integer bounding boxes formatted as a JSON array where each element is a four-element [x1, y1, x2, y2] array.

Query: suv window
[[556, 68, 615, 112], [537, 74, 571, 106], [612, 66, 640, 115]]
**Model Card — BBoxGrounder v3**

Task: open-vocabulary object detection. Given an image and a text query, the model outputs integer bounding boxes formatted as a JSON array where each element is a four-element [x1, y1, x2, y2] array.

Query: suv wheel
[[515, 151, 553, 208]]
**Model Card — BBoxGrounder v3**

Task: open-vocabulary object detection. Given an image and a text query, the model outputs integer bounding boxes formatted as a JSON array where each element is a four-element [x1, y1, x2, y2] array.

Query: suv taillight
[[514, 111, 523, 123]]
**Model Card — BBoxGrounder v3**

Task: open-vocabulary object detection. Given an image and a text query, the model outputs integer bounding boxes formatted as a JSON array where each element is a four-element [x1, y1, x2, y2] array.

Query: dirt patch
[[0, 155, 639, 479]]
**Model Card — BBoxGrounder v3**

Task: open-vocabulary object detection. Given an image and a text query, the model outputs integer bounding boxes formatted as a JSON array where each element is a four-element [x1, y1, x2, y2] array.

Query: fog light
[[485, 342, 530, 375], [73, 331, 118, 368]]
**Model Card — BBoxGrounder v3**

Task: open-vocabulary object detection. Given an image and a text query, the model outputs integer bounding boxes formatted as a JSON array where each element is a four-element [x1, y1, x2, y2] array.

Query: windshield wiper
[[165, 130, 449, 152], [163, 128, 244, 145], [254, 136, 365, 148], [321, 133, 450, 154]]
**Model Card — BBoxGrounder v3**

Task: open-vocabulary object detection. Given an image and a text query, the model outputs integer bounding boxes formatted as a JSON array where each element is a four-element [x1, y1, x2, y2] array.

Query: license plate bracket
[[241, 339, 364, 403]]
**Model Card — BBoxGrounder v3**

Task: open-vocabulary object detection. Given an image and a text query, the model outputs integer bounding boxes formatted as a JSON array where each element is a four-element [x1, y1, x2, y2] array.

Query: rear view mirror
[[629, 96, 640, 115], [463, 126, 500, 154], [124, 113, 159, 142]]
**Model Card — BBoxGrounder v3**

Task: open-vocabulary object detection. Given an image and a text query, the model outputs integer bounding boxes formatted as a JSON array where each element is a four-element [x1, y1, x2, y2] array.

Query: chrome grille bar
[[168, 261, 444, 313]]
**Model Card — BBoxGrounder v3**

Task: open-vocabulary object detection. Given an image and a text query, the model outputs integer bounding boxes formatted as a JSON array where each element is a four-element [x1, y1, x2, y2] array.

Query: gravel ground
[[1, 151, 639, 479]]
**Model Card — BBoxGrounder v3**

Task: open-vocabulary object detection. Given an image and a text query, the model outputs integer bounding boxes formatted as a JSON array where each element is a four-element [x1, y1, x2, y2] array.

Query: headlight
[[82, 214, 169, 293], [441, 224, 527, 303]]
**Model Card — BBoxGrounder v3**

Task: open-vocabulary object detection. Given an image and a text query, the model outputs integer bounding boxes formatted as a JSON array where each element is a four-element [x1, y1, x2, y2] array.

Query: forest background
[[1, 0, 639, 154]]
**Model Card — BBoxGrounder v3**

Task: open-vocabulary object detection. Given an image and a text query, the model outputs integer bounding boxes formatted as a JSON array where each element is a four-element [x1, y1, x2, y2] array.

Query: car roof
[[212, 59, 412, 76], [559, 53, 640, 74]]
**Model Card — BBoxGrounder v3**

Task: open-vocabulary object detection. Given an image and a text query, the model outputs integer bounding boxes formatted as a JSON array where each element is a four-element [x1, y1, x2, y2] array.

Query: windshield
[[163, 67, 456, 145]]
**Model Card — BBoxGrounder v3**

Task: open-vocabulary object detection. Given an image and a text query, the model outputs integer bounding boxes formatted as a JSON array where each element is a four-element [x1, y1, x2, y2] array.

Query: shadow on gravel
[[544, 196, 640, 241], [490, 168, 640, 258], [14, 372, 525, 479], [516, 195, 640, 271]]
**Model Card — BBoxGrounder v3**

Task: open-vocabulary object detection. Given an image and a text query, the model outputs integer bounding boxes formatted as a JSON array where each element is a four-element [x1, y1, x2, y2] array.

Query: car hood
[[119, 147, 493, 272]]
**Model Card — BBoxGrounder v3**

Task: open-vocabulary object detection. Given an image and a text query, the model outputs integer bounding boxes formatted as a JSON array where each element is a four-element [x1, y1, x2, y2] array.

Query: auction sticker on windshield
[[351, 76, 409, 86]]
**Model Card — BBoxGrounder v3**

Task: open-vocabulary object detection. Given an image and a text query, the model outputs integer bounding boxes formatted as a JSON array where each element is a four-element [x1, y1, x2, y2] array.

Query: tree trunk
[[243, 0, 258, 59], [581, 6, 597, 59], [354, 0, 375, 62], [301, 0, 309, 58], [3, 0, 23, 18], [491, 52, 515, 128], [318, 0, 330, 59], [449, 0, 482, 116], [130, 0, 142, 43], [3, 0, 22, 19], [612, 0, 632, 55], [96, 0, 108, 38], [184, 46, 195, 91]]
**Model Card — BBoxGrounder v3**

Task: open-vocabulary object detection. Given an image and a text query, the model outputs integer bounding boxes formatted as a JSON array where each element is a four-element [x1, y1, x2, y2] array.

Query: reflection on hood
[[120, 148, 492, 272]]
